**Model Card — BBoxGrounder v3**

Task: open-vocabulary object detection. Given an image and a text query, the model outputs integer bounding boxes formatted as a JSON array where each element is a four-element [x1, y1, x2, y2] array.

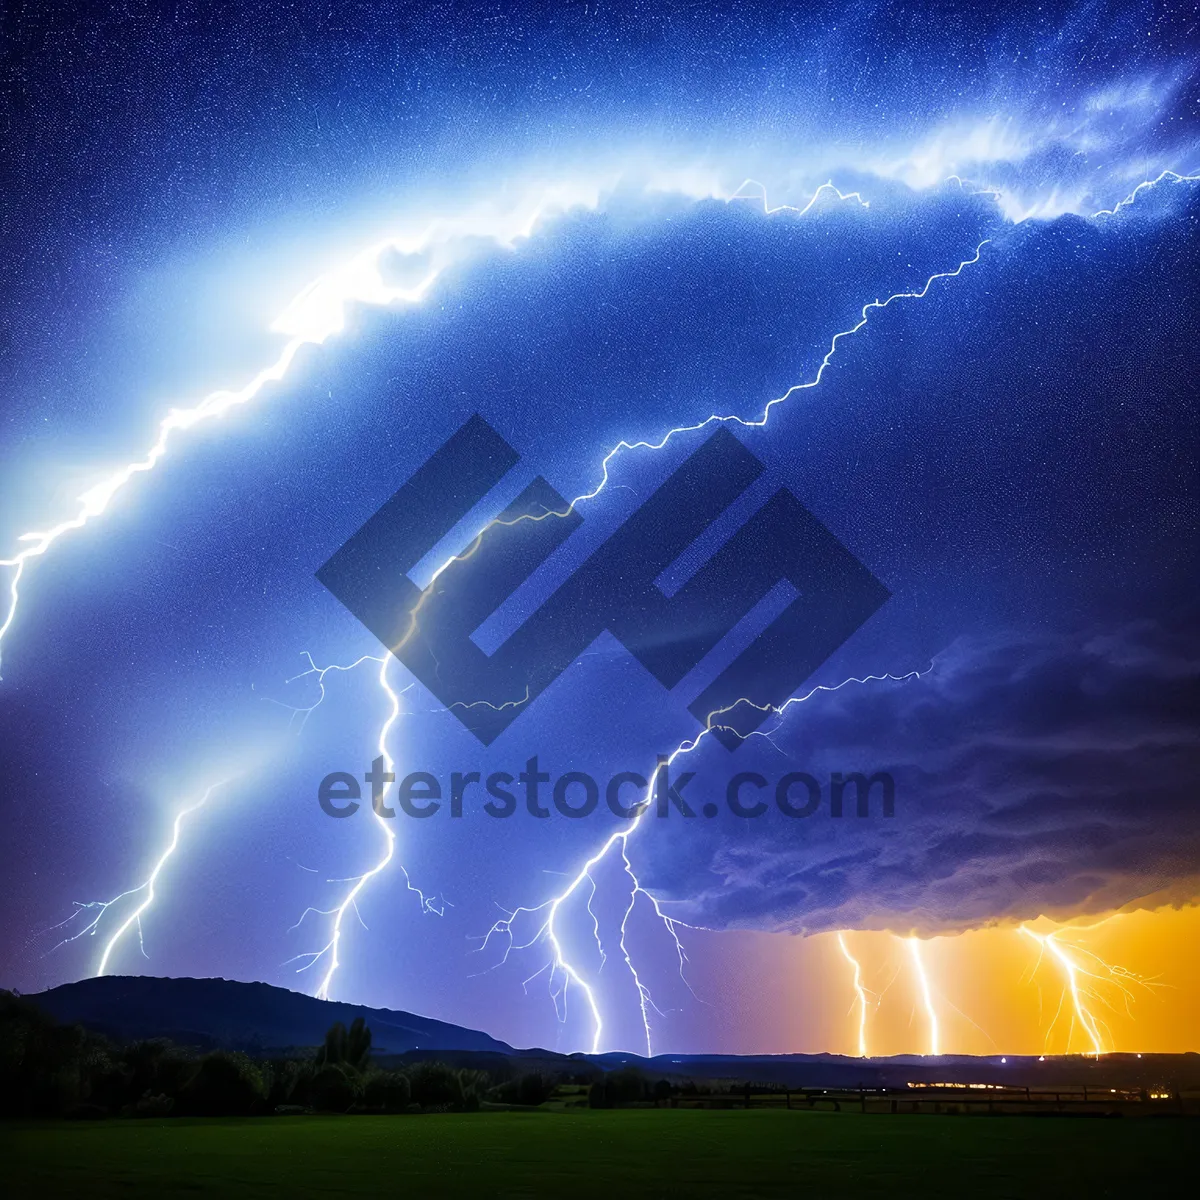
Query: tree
[[346, 1018, 372, 1071], [516, 1072, 553, 1106], [458, 1068, 491, 1111], [314, 1018, 372, 1072], [488, 1071, 550, 1107]]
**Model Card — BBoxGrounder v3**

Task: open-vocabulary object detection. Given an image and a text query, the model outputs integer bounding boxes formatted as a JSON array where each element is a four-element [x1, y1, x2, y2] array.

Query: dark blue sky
[[1, 1, 1197, 1054]]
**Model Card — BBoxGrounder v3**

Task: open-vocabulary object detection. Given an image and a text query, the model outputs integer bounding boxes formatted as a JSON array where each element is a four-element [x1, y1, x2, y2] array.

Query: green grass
[[2, 1109, 1188, 1198]]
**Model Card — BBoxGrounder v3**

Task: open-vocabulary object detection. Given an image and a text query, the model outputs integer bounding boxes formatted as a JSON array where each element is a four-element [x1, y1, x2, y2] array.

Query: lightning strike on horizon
[[13, 174, 900, 1001], [90, 780, 232, 977], [283, 653, 447, 1000], [479, 671, 924, 1055], [1018, 924, 1159, 1056], [837, 932, 871, 1058], [907, 936, 941, 1057]]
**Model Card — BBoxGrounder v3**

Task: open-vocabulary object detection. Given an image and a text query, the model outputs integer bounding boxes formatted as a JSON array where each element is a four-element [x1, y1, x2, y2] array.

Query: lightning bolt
[[1091, 168, 1200, 219], [0, 173, 872, 676], [278, 651, 444, 999], [1019, 923, 1159, 1056], [1021, 926, 1106, 1054], [243, 195, 986, 1014], [379, 236, 990, 742], [907, 936, 941, 1056], [837, 932, 871, 1058], [66, 779, 235, 977], [479, 671, 924, 1055], [270, 650, 387, 732]]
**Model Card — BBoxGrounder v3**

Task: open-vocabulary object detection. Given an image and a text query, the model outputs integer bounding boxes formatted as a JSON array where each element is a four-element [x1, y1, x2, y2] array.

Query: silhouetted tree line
[[0, 991, 562, 1119], [588, 1066, 675, 1108]]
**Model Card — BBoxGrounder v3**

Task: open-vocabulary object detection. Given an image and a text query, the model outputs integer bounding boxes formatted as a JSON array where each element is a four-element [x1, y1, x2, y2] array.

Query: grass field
[[3, 1109, 1188, 1198]]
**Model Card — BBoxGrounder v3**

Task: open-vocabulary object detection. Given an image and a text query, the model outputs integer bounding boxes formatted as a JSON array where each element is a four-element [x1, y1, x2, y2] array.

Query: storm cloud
[[645, 617, 1200, 936]]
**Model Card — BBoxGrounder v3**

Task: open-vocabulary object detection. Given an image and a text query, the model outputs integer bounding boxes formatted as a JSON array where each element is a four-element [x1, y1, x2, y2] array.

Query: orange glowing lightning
[[907, 936, 941, 1056], [1019, 923, 1158, 1056], [837, 932, 871, 1057]]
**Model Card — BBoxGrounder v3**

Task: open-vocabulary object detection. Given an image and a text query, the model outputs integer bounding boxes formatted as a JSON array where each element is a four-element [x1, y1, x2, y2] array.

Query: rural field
[[3, 1109, 1187, 1198]]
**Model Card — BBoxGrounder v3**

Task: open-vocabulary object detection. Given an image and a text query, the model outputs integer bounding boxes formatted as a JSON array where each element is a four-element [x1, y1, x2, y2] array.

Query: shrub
[[309, 1063, 361, 1113], [178, 1051, 266, 1116], [363, 1070, 411, 1111], [63, 1102, 108, 1120], [126, 1091, 175, 1119], [408, 1061, 464, 1110], [491, 1072, 554, 1107]]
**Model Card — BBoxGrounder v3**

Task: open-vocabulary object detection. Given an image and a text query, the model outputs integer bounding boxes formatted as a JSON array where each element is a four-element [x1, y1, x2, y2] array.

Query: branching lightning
[[3, 162, 1193, 673], [49, 779, 234, 977], [0, 173, 870, 676], [280, 652, 444, 999], [1019, 924, 1159, 1056], [478, 671, 924, 1055], [243, 185, 984, 1025]]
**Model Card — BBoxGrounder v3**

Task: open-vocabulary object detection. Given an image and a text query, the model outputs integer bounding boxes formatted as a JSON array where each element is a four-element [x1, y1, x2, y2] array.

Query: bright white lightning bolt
[[75, 779, 234, 977], [837, 932, 871, 1058], [1091, 168, 1200, 219], [455, 163, 1200, 1048], [1021, 926, 1105, 1055], [45, 887, 155, 959], [907, 936, 941, 1056], [281, 652, 402, 998], [731, 178, 870, 216], [279, 652, 446, 999], [0, 173, 870, 676], [479, 671, 923, 1055]]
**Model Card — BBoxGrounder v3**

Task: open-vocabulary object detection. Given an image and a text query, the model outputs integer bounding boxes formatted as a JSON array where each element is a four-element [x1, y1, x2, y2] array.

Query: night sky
[[1, 1, 1198, 1056]]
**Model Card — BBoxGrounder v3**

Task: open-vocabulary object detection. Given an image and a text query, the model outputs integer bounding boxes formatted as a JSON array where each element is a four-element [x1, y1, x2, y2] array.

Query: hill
[[24, 975, 518, 1056]]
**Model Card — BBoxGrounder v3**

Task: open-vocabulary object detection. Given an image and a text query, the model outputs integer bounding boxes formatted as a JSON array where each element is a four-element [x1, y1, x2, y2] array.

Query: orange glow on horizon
[[679, 902, 1200, 1057]]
